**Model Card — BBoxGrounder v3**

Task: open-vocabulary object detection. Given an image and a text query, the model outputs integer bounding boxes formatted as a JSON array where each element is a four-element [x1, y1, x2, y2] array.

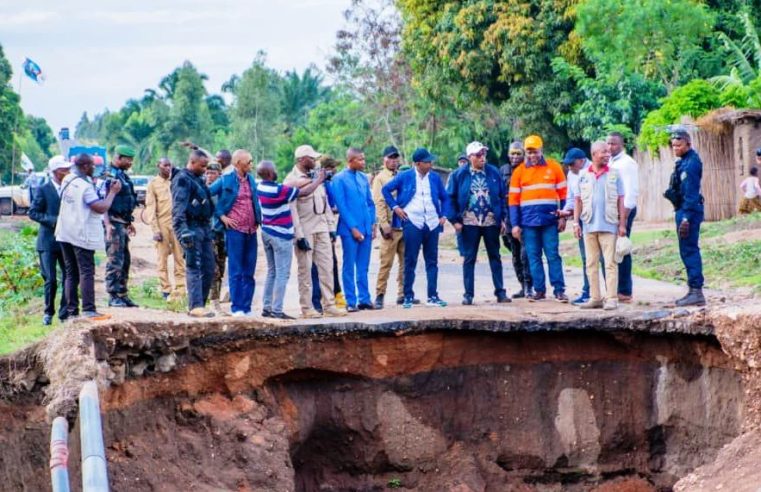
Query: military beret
[[114, 144, 136, 158]]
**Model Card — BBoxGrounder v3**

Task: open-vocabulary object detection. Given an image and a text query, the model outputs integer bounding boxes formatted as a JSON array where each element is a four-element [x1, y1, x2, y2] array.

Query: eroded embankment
[[0, 311, 748, 491]]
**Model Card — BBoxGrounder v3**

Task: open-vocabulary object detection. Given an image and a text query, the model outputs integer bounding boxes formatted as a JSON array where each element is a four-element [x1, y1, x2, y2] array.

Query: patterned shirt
[[257, 180, 300, 240], [462, 168, 496, 227], [228, 174, 257, 234]]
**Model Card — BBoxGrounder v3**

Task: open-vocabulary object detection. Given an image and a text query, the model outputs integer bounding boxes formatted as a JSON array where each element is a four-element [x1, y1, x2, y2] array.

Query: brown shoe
[[618, 294, 633, 304], [323, 306, 348, 317], [189, 307, 215, 318], [301, 309, 323, 319]]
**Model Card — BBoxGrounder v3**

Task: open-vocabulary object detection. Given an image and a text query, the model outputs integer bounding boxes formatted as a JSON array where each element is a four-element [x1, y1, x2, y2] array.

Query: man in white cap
[[284, 144, 346, 318], [29, 156, 72, 325], [446, 141, 510, 305]]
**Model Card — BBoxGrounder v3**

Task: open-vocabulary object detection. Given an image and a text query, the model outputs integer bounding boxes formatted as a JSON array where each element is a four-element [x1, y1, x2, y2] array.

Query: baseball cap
[[755, 147, 761, 156], [207, 163, 222, 172], [411, 147, 436, 163], [457, 153, 468, 162], [383, 145, 400, 158], [670, 127, 690, 141], [294, 144, 321, 159], [48, 155, 73, 171], [524, 135, 544, 150], [563, 148, 587, 165], [466, 141, 488, 156]]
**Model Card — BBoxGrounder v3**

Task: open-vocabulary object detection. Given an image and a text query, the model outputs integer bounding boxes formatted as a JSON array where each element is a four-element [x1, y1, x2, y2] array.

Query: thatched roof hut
[[634, 108, 761, 222]]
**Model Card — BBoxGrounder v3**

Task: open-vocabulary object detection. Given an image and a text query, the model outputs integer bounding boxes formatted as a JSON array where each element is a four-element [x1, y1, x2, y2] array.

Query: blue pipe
[[79, 381, 109, 492], [50, 416, 70, 492]]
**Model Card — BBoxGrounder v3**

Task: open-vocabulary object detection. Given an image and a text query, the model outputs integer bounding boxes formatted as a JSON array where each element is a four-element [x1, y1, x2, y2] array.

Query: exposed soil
[[0, 310, 749, 492]]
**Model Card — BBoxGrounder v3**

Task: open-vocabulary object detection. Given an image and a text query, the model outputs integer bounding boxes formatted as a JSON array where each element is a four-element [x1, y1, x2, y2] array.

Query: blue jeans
[[617, 207, 637, 295], [523, 224, 565, 295], [225, 229, 257, 313], [261, 231, 292, 315], [403, 222, 440, 300], [184, 225, 215, 310], [455, 231, 465, 257], [461, 225, 505, 298], [676, 211, 704, 288], [340, 233, 372, 307], [577, 222, 590, 298]]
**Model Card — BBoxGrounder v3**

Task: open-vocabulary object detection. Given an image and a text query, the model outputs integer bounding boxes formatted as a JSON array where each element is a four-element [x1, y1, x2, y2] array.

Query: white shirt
[[562, 164, 586, 212], [610, 152, 639, 209], [404, 170, 440, 230], [741, 176, 761, 199], [51, 178, 62, 196]]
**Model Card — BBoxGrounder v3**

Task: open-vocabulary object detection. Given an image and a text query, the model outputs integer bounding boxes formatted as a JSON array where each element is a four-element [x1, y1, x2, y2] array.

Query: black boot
[[675, 288, 706, 307]]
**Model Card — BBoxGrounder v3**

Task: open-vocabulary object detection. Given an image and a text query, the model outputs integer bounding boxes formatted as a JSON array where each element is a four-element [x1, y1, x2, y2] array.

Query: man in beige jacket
[[285, 145, 347, 318], [371, 145, 409, 308], [145, 157, 185, 300]]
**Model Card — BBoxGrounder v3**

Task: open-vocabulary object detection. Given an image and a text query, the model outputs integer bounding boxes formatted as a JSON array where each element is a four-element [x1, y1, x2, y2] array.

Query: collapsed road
[[1, 303, 760, 492]]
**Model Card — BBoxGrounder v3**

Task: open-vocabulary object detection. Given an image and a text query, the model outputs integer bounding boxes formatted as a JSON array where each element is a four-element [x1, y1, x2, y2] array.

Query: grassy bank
[[0, 222, 180, 355], [560, 213, 761, 293]]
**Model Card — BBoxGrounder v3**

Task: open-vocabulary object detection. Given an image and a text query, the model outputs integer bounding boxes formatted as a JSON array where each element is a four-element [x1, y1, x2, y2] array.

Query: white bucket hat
[[615, 236, 633, 264]]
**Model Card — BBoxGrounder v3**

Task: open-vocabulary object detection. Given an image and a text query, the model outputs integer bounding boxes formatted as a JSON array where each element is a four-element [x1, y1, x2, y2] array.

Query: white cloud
[[0, 10, 57, 27]]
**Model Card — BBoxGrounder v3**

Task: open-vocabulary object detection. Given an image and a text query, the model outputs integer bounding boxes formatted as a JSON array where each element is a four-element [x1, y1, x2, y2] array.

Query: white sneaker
[[603, 299, 619, 311], [231, 311, 246, 318]]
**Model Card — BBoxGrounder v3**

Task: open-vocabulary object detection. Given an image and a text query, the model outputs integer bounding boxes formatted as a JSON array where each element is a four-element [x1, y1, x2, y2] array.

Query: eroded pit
[[0, 317, 747, 491]]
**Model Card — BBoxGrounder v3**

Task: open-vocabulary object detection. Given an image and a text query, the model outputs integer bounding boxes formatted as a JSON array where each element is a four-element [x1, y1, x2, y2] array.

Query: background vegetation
[[2, 0, 761, 178]]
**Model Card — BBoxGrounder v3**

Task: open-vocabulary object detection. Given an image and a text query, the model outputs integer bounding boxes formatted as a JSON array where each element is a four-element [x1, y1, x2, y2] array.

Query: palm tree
[[711, 11, 761, 89], [281, 66, 330, 133]]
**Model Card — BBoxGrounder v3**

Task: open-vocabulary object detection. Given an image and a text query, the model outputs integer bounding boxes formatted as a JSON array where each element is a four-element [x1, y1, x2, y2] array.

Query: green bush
[[0, 225, 43, 313], [637, 79, 721, 151]]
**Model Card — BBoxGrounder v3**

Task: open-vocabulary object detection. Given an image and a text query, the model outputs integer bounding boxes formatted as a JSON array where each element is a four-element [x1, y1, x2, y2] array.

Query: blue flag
[[22, 58, 45, 84]]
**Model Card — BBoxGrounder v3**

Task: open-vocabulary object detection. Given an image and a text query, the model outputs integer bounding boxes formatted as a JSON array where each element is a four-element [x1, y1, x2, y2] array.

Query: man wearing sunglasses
[[446, 141, 510, 305], [209, 149, 262, 317], [499, 142, 533, 299]]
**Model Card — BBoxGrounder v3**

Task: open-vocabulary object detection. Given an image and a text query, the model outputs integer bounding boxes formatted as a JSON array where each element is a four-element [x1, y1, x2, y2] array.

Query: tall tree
[[0, 43, 24, 180], [281, 66, 329, 134], [163, 61, 213, 162], [25, 115, 56, 158], [229, 52, 285, 161]]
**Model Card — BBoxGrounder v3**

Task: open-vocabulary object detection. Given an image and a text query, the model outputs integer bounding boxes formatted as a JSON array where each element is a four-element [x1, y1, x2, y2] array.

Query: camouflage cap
[[206, 162, 222, 171]]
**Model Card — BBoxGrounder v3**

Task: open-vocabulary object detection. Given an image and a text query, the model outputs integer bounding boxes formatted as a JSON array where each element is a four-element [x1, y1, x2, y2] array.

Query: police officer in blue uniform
[[172, 149, 216, 317], [665, 129, 705, 306], [104, 144, 139, 307]]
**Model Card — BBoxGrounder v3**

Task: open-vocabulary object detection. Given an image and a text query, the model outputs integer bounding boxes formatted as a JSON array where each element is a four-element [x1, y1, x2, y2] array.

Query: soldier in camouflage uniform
[[104, 144, 139, 308], [204, 162, 226, 310]]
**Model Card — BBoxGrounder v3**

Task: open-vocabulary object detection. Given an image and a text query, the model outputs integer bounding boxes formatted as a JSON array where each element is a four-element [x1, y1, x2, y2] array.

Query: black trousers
[[60, 242, 96, 314], [502, 234, 532, 290], [39, 249, 68, 319], [183, 226, 215, 310]]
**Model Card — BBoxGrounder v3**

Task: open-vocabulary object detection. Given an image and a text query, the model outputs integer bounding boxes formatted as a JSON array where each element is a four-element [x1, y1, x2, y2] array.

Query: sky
[[0, 0, 349, 133]]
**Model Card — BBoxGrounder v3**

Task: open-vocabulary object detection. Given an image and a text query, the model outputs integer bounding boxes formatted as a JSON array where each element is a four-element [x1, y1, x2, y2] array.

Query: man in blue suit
[[332, 147, 376, 312], [382, 148, 450, 308]]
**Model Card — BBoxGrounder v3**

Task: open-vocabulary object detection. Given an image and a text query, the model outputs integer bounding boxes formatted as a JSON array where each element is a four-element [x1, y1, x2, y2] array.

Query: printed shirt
[[463, 167, 496, 227], [227, 174, 257, 234], [404, 170, 440, 230], [257, 180, 300, 240]]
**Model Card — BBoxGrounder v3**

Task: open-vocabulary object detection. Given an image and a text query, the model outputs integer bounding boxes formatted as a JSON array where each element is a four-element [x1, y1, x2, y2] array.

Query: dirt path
[[84, 212, 736, 323]]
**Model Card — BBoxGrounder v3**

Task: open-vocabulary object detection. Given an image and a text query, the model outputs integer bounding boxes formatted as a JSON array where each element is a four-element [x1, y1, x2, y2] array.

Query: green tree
[[281, 66, 329, 134], [576, 0, 715, 89], [162, 61, 213, 163], [0, 43, 24, 181], [25, 115, 56, 159], [229, 52, 285, 162]]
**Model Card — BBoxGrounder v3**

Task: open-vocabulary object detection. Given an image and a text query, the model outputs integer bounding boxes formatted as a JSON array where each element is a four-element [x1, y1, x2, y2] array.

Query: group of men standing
[[27, 127, 707, 325]]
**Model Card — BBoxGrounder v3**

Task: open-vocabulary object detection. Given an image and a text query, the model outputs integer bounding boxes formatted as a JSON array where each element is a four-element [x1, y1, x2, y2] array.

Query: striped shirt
[[257, 180, 299, 240]]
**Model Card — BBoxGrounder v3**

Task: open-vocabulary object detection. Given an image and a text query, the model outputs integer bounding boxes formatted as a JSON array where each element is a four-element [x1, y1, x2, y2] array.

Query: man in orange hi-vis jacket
[[508, 135, 569, 303]]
